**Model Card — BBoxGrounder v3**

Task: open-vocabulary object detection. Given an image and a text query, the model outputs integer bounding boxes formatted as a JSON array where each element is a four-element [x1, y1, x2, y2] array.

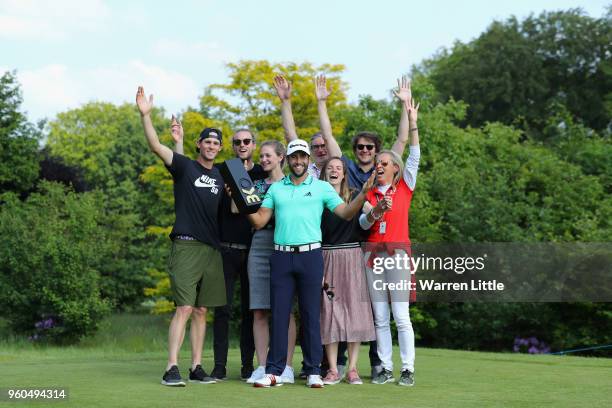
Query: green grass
[[1, 314, 611, 408]]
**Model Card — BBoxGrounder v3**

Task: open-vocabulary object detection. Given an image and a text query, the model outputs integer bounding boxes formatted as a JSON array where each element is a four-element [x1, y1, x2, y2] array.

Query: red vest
[[365, 179, 413, 243]]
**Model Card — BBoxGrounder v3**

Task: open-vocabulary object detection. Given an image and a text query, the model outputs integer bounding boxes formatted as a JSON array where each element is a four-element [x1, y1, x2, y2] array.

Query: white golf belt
[[274, 243, 322, 252]]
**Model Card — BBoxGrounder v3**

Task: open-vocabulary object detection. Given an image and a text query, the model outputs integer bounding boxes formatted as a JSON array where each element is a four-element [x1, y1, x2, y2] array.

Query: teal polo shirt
[[262, 175, 344, 245]]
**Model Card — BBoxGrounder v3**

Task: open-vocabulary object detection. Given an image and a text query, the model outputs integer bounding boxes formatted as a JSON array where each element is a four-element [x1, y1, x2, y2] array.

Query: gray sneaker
[[372, 368, 395, 384], [398, 369, 415, 387]]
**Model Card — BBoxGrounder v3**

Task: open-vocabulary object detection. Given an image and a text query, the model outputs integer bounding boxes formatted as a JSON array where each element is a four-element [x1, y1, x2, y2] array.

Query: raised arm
[[247, 207, 274, 230], [391, 76, 411, 157], [402, 98, 420, 190], [314, 75, 342, 157], [136, 86, 173, 166], [273, 75, 298, 142], [171, 115, 184, 155]]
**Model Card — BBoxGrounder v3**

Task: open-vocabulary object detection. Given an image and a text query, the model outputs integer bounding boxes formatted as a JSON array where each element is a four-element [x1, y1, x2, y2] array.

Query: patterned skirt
[[320, 245, 376, 345]]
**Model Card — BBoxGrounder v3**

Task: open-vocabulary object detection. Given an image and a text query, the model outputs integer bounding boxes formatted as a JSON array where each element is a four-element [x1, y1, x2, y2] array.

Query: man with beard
[[314, 75, 414, 378], [136, 86, 225, 387], [245, 139, 374, 388], [173, 127, 265, 381], [272, 75, 329, 178]]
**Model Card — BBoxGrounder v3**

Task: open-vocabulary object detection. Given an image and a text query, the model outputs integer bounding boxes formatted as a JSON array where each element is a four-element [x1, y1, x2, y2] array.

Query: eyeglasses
[[357, 144, 375, 151], [233, 139, 252, 146], [322, 283, 335, 301], [376, 161, 390, 167], [311, 144, 326, 150]]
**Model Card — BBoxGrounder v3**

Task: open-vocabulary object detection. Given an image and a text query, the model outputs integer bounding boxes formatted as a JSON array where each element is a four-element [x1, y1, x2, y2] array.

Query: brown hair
[[320, 156, 352, 203], [351, 131, 381, 153]]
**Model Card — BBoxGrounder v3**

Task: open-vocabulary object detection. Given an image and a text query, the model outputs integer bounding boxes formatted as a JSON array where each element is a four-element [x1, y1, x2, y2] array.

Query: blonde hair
[[376, 150, 404, 186]]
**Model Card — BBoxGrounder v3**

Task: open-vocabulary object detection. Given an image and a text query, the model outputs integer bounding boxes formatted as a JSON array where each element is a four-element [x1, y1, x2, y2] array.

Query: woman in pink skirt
[[319, 157, 376, 385]]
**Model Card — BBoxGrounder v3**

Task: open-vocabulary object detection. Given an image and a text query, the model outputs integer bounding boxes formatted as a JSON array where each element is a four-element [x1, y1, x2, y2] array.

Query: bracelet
[[409, 127, 418, 132], [370, 208, 383, 221]]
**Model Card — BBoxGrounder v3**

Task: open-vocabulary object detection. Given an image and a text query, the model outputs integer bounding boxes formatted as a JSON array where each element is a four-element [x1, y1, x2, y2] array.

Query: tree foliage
[[0, 71, 41, 194], [0, 182, 110, 342], [422, 9, 612, 133]]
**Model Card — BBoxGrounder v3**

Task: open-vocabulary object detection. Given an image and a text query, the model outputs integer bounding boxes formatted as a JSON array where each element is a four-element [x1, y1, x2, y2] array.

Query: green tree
[[0, 182, 110, 343], [421, 8, 611, 133], [200, 60, 349, 144], [0, 71, 41, 194], [46, 103, 171, 309]]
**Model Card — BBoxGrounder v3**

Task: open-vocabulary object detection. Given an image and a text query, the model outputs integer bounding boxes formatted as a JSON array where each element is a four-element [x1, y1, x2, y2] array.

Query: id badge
[[379, 221, 387, 235]]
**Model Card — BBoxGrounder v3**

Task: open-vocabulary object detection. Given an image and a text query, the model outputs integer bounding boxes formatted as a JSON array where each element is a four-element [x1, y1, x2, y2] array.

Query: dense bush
[[0, 182, 110, 343]]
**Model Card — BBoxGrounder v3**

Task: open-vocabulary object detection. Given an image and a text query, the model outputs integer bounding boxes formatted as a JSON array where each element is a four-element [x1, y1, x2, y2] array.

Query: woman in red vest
[[359, 97, 420, 387]]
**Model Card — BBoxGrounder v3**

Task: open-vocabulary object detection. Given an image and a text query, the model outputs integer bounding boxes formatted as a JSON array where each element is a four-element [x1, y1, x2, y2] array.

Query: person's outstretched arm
[[391, 76, 411, 157], [273, 75, 298, 142], [314, 75, 342, 158], [171, 115, 184, 155], [136, 86, 173, 166], [402, 98, 421, 190], [333, 173, 376, 220]]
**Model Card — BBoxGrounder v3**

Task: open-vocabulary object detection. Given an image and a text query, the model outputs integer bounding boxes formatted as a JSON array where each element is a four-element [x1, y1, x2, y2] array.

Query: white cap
[[286, 139, 310, 156]]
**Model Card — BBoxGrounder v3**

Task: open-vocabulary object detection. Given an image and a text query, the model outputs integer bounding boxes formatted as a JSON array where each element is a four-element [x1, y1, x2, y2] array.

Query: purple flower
[[528, 337, 539, 346], [528, 346, 538, 354], [43, 318, 54, 329], [513, 345, 519, 352]]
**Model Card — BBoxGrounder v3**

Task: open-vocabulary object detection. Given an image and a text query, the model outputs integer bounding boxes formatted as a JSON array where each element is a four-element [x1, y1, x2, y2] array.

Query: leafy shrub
[[0, 182, 110, 343]]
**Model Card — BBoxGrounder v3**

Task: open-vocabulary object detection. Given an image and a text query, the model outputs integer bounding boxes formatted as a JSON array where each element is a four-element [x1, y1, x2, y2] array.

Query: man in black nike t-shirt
[[137, 86, 225, 387]]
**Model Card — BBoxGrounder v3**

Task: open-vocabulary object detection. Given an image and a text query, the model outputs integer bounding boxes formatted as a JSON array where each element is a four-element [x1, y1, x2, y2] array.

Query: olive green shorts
[[168, 240, 226, 307]]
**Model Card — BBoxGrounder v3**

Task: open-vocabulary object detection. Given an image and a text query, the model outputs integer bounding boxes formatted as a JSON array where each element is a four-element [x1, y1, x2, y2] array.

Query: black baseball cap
[[198, 127, 223, 143]]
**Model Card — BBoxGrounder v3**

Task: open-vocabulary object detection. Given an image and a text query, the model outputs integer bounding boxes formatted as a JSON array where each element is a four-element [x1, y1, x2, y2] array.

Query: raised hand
[[273, 75, 292, 100], [170, 115, 183, 143], [314, 75, 332, 101], [404, 98, 420, 124], [393, 75, 412, 104], [361, 172, 376, 195], [136, 86, 153, 116]]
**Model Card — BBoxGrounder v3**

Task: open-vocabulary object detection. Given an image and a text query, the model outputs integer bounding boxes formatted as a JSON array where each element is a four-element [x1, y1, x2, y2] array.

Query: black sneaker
[[372, 368, 395, 384], [241, 365, 254, 381], [398, 369, 415, 387], [298, 367, 308, 380], [161, 365, 186, 387], [189, 365, 216, 384], [210, 365, 227, 381]]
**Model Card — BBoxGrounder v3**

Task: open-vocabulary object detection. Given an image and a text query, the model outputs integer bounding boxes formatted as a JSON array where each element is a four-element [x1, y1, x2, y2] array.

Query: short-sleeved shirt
[[166, 152, 224, 249], [261, 175, 343, 246], [342, 156, 374, 190], [216, 163, 266, 245]]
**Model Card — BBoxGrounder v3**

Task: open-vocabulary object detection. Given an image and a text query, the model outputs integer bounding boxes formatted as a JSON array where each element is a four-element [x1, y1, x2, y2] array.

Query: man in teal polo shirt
[[247, 139, 373, 388]]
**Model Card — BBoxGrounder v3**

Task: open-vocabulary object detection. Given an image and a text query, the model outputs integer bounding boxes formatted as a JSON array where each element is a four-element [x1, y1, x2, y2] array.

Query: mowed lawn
[[1, 314, 610, 408]]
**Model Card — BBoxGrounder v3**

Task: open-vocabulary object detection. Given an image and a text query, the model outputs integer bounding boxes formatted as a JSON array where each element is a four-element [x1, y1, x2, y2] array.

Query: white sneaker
[[253, 374, 283, 388], [280, 365, 295, 384], [306, 374, 324, 388], [246, 366, 266, 384]]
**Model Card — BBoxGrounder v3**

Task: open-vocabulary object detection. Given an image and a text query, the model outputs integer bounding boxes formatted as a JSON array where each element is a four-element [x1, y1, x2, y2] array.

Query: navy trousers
[[266, 248, 324, 376]]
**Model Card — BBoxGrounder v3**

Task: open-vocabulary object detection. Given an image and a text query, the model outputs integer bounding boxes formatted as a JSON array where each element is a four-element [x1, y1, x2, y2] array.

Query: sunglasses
[[357, 144, 375, 151], [233, 139, 252, 146], [322, 283, 335, 301], [376, 161, 390, 167]]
